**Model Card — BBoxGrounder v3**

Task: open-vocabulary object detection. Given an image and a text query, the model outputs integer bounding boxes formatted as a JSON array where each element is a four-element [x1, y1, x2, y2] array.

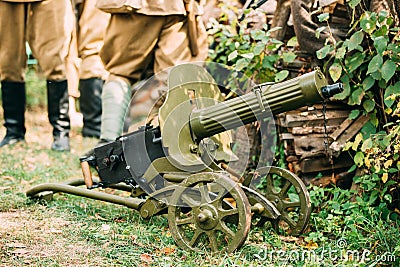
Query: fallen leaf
[[95, 213, 108, 221], [303, 240, 318, 249], [162, 247, 175, 255], [164, 231, 171, 237], [140, 253, 153, 262], [114, 217, 126, 223]]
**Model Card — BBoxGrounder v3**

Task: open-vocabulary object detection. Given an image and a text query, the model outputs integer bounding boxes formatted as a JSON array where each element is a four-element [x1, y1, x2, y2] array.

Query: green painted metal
[[25, 64, 341, 253], [159, 64, 335, 170], [167, 172, 251, 253], [249, 166, 312, 236], [190, 70, 327, 141], [159, 64, 236, 171], [26, 183, 145, 210]]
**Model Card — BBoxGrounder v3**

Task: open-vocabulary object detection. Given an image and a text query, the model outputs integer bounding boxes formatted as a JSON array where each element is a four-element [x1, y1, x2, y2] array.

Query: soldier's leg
[[0, 81, 26, 147], [28, 0, 75, 151], [0, 2, 27, 147], [98, 13, 164, 142], [79, 78, 103, 138], [77, 0, 110, 138], [65, 18, 83, 128], [99, 76, 131, 142]]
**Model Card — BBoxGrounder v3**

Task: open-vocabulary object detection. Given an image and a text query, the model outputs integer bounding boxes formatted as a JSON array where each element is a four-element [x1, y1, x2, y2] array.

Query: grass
[[0, 69, 399, 266]]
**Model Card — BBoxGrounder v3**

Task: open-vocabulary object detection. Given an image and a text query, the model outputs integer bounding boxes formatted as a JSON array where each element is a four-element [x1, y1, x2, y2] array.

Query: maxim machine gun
[[27, 63, 342, 253]]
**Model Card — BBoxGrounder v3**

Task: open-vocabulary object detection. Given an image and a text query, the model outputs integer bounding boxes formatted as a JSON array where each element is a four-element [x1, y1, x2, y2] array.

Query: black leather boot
[[79, 78, 103, 138], [0, 81, 26, 147], [47, 80, 70, 151]]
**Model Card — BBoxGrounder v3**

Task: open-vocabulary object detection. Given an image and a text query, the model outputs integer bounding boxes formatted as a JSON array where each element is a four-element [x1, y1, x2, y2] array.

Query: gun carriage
[[27, 63, 342, 253]]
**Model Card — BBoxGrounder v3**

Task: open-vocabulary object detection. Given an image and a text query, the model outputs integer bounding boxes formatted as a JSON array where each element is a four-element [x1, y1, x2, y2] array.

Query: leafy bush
[[207, 2, 400, 260], [316, 5, 400, 216], [207, 7, 297, 86]]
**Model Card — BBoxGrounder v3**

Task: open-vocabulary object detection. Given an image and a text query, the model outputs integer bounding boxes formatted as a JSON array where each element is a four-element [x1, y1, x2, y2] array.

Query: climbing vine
[[316, 6, 400, 214], [207, 2, 400, 217]]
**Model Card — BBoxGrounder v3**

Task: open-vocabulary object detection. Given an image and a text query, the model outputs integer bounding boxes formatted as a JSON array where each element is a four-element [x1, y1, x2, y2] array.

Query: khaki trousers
[[0, 0, 74, 82], [66, 0, 110, 97], [100, 13, 208, 84], [78, 0, 110, 80]]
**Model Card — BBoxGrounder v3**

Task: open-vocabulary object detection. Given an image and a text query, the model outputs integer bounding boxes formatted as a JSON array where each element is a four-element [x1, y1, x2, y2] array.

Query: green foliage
[[208, 2, 400, 214], [317, 10, 399, 109], [307, 184, 399, 264], [315, 5, 400, 216], [25, 66, 47, 108], [207, 11, 292, 86], [306, 6, 400, 256], [208, 4, 400, 264]]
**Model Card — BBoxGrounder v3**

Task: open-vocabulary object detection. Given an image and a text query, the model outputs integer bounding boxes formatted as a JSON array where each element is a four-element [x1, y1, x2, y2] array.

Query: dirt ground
[[0, 210, 102, 266], [0, 108, 105, 266]]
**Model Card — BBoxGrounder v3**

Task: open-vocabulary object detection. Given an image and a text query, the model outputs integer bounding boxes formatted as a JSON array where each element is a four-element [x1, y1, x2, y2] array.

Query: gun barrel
[[190, 70, 342, 142]]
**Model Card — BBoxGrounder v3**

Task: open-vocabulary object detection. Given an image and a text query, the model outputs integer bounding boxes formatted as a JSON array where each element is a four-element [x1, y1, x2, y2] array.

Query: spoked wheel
[[168, 172, 251, 253], [241, 186, 280, 227], [250, 166, 311, 236]]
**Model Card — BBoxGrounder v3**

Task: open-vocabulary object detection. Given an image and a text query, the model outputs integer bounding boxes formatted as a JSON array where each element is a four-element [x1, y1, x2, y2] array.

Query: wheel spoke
[[218, 221, 235, 238], [281, 213, 297, 228], [181, 193, 199, 207], [216, 188, 227, 201], [207, 231, 219, 252], [278, 180, 291, 197], [265, 174, 277, 194], [189, 229, 203, 247], [282, 200, 301, 210], [199, 182, 212, 203], [220, 208, 238, 219], [176, 215, 195, 226]]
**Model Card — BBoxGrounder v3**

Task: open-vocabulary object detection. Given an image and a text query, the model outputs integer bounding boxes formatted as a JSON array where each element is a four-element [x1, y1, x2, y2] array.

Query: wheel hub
[[195, 204, 218, 230]]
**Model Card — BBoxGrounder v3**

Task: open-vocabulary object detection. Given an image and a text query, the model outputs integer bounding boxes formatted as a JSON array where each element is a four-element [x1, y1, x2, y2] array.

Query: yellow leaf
[[343, 142, 353, 151], [384, 160, 393, 169], [365, 157, 371, 168], [304, 241, 318, 249], [352, 133, 363, 150], [382, 173, 388, 183], [385, 108, 392, 114]]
